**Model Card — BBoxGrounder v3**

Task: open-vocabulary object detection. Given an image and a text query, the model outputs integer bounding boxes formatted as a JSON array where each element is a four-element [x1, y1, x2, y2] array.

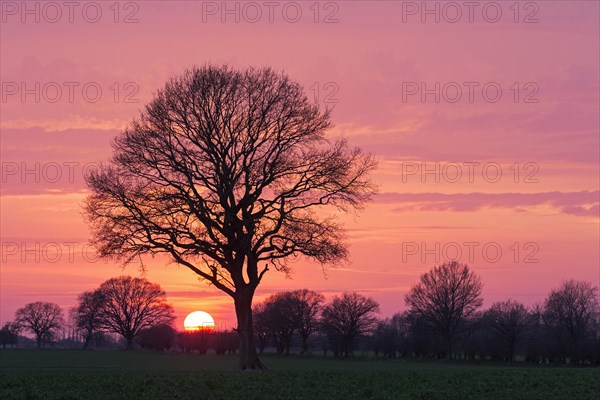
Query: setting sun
[[183, 311, 215, 331]]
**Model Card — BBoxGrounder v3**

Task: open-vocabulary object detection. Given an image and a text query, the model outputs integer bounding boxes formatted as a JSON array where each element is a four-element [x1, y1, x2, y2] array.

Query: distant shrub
[[137, 324, 176, 351]]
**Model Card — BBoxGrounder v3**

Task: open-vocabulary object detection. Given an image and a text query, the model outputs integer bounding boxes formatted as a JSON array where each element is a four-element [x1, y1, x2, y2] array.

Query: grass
[[1, 350, 599, 399]]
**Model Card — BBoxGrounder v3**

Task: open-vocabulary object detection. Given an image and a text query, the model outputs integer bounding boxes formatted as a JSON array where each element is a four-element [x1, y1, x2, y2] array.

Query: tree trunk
[[35, 332, 43, 349], [508, 340, 515, 364], [344, 336, 354, 358], [445, 332, 453, 359], [125, 335, 134, 350], [83, 333, 91, 350], [301, 335, 309, 354], [234, 290, 266, 370]]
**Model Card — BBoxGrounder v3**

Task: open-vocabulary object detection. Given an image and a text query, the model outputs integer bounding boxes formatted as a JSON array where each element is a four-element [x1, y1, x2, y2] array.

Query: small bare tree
[[0, 321, 22, 348], [70, 289, 106, 349], [543, 279, 598, 360], [484, 299, 529, 363], [321, 292, 379, 357], [252, 303, 269, 354], [15, 302, 64, 349], [291, 289, 325, 354], [97, 276, 175, 349], [84, 65, 376, 369], [258, 292, 298, 355], [405, 261, 483, 357], [254, 289, 324, 354], [373, 312, 411, 358]]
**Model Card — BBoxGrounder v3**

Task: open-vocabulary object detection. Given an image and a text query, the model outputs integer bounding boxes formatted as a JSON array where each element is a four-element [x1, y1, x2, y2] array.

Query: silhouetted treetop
[[86, 65, 376, 292], [405, 261, 483, 356], [97, 276, 175, 349], [15, 301, 64, 349]]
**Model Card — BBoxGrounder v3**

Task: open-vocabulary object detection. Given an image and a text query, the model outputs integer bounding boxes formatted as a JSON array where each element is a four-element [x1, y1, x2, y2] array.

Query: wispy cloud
[[378, 191, 599, 217]]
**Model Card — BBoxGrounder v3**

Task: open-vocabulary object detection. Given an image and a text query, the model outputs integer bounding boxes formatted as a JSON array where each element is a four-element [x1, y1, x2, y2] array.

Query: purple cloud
[[377, 191, 599, 217]]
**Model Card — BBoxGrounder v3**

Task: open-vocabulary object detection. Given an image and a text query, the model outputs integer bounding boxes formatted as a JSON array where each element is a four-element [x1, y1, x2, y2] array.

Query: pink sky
[[1, 1, 598, 330]]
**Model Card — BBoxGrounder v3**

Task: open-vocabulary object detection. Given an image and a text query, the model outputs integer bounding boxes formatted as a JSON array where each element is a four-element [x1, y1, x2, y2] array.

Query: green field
[[1, 350, 598, 400]]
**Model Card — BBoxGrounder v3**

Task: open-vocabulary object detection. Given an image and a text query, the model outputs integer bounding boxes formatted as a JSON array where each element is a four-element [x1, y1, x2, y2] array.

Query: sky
[[1, 0, 599, 330]]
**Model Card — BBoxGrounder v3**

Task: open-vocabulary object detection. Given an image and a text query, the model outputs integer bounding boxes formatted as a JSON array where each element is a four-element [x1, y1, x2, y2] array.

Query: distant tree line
[[2, 263, 598, 364], [253, 290, 380, 358], [2, 276, 175, 350], [379, 263, 598, 364], [251, 262, 599, 364], [0, 275, 241, 353], [71, 276, 175, 349]]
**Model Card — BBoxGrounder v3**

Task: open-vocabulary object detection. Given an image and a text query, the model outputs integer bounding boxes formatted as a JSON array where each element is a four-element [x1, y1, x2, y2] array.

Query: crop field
[[1, 350, 599, 400]]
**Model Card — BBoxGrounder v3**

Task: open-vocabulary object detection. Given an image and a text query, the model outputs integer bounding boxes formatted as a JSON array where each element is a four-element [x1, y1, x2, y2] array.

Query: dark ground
[[1, 350, 598, 400]]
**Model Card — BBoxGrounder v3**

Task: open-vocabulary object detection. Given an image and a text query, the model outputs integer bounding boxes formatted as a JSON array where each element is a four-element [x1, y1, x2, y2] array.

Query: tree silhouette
[[524, 302, 546, 363], [405, 261, 483, 357], [70, 289, 105, 349], [373, 312, 410, 358], [254, 289, 324, 354], [258, 292, 298, 355], [321, 292, 379, 357], [0, 321, 22, 348], [543, 279, 598, 361], [84, 65, 376, 369], [484, 299, 529, 363], [137, 324, 177, 351], [290, 289, 325, 354], [15, 302, 64, 349], [252, 303, 269, 354], [96, 276, 175, 349]]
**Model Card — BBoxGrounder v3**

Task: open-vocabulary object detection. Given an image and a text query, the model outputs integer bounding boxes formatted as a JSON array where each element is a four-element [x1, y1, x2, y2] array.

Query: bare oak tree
[[258, 292, 298, 355], [0, 321, 22, 348], [404, 261, 483, 357], [373, 312, 411, 358], [255, 289, 325, 354], [70, 289, 106, 349], [321, 292, 380, 357], [290, 289, 325, 353], [543, 279, 598, 360], [15, 302, 64, 349], [484, 299, 529, 363], [97, 276, 175, 349], [84, 65, 376, 369]]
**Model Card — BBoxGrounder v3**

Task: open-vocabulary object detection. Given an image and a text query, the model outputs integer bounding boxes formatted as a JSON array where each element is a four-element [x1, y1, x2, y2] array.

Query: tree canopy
[[97, 276, 175, 349], [15, 302, 64, 349], [405, 261, 483, 356]]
